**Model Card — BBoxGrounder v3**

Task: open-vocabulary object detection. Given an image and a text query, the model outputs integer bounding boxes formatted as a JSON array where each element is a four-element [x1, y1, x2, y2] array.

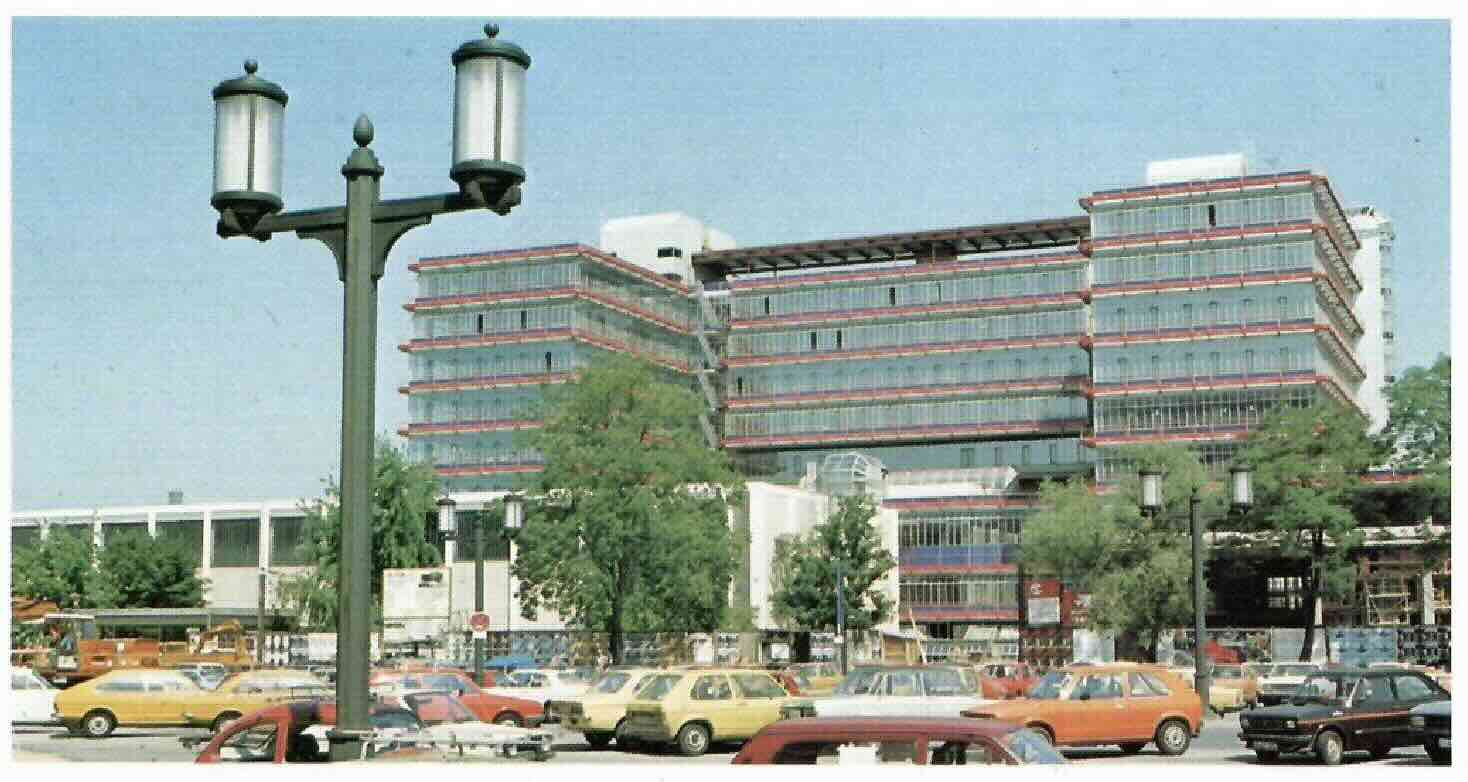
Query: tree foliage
[[770, 494, 897, 633], [89, 531, 206, 608], [11, 531, 101, 608], [513, 355, 741, 663], [1232, 399, 1379, 659], [1380, 354, 1451, 470], [276, 437, 443, 630], [1021, 444, 1221, 661]]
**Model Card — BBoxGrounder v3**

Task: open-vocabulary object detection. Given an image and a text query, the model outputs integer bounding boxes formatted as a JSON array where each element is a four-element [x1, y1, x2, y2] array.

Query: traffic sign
[[469, 612, 490, 632]]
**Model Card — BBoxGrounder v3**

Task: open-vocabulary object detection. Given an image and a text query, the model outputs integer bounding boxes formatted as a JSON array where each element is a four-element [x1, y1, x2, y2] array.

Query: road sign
[[469, 612, 490, 632], [473, 631, 488, 640]]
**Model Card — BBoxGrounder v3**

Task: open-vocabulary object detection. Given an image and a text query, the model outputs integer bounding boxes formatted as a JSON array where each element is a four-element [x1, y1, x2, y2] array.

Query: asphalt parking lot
[[9, 716, 1439, 765]]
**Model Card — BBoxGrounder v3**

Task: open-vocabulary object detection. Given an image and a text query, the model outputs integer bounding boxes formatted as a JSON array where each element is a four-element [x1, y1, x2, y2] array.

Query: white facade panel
[[599, 212, 735, 282], [1348, 207, 1394, 434], [1145, 153, 1248, 185]]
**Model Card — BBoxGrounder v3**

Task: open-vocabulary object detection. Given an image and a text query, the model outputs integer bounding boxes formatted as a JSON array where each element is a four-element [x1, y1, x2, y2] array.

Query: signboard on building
[[1026, 580, 1061, 626], [383, 567, 452, 643]]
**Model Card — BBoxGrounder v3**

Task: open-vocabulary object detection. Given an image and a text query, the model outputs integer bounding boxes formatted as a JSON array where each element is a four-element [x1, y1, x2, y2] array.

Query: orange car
[[962, 663, 1202, 756]]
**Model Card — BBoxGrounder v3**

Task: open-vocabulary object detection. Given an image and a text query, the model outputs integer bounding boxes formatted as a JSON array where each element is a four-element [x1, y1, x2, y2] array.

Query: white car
[[11, 667, 61, 725], [483, 669, 589, 705], [782, 665, 993, 719], [1254, 662, 1322, 705]]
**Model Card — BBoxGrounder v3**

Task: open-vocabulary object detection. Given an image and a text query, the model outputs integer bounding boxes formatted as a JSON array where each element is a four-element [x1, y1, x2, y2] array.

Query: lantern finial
[[484, 23, 499, 39], [244, 59, 258, 75]]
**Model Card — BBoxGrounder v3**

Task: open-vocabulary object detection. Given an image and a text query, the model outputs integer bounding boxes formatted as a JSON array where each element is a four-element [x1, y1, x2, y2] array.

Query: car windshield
[[1293, 675, 1350, 704], [593, 672, 631, 693], [1004, 728, 1066, 764], [1028, 671, 1075, 700], [835, 669, 883, 696], [422, 674, 476, 694], [921, 668, 976, 696], [636, 674, 683, 701], [400, 692, 478, 725]]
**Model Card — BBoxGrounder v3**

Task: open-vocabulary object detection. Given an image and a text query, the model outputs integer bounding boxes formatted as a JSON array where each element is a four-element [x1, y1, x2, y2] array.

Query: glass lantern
[[211, 60, 287, 230], [450, 24, 530, 201]]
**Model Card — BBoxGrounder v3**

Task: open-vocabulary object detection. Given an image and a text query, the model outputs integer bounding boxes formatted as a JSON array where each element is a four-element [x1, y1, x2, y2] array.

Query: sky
[[7, 16, 1452, 510]]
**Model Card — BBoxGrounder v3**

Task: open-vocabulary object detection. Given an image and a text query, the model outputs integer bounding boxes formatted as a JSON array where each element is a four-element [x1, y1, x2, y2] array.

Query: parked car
[[554, 667, 662, 748], [1254, 662, 1322, 706], [1237, 667, 1450, 764], [732, 716, 1065, 765], [484, 668, 590, 705], [193, 695, 554, 763], [11, 666, 61, 725], [962, 663, 1203, 756], [371, 668, 543, 727], [1409, 699, 1450, 765], [180, 669, 333, 733], [621, 668, 794, 756], [977, 662, 1039, 699], [780, 663, 842, 696], [55, 668, 206, 737], [1209, 663, 1260, 712], [782, 664, 991, 720]]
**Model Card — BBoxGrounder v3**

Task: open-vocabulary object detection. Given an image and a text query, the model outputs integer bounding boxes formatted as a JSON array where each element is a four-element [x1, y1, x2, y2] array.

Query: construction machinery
[[14, 612, 258, 687]]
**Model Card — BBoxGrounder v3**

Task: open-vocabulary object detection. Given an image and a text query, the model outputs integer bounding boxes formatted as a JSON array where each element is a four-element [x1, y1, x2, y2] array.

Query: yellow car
[[180, 669, 332, 733], [783, 662, 841, 696], [621, 668, 794, 756], [56, 668, 205, 737], [554, 667, 662, 749]]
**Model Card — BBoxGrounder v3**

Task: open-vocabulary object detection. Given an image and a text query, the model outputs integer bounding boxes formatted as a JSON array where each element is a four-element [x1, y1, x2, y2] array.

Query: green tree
[[1380, 355, 1451, 471], [1021, 444, 1221, 661], [1233, 400, 1379, 661], [89, 530, 207, 608], [11, 531, 100, 608], [276, 437, 443, 630], [769, 494, 897, 636], [513, 355, 741, 664]]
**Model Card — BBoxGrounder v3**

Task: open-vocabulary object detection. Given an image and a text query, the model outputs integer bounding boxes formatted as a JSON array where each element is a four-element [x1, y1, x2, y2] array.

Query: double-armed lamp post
[[1139, 463, 1252, 712], [435, 494, 523, 684], [211, 23, 530, 761]]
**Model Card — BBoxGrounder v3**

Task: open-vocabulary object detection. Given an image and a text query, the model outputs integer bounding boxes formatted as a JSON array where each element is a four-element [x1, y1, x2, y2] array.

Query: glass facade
[[269, 515, 310, 566], [211, 517, 259, 568], [156, 520, 204, 566]]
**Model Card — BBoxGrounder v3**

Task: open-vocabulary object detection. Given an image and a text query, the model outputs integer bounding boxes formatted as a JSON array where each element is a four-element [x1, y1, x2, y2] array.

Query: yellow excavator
[[13, 606, 257, 687]]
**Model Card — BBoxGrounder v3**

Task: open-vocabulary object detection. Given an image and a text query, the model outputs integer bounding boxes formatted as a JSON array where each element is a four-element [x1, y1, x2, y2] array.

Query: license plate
[[1255, 742, 1278, 752]]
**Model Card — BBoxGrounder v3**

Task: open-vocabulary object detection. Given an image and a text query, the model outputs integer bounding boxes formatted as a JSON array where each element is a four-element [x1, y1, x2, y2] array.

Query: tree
[[1021, 444, 1222, 662], [1233, 400, 1379, 661], [11, 531, 100, 609], [770, 494, 897, 639], [89, 530, 206, 608], [276, 437, 443, 630], [1380, 355, 1450, 471], [513, 355, 741, 664]]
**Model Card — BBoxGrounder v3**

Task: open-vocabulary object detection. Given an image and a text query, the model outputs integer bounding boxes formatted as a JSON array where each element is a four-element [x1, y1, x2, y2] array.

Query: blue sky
[[9, 17, 1451, 509]]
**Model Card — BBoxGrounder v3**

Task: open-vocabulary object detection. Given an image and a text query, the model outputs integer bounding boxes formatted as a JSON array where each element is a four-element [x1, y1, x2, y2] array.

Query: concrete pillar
[[147, 510, 157, 538], [259, 507, 272, 569], [201, 510, 214, 584], [92, 512, 103, 550], [1422, 571, 1435, 625]]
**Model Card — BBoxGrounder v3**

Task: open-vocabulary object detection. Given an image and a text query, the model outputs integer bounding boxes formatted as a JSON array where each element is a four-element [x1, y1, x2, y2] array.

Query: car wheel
[[81, 710, 116, 739], [1254, 749, 1280, 763], [1155, 719, 1191, 756], [1425, 738, 1450, 765], [494, 712, 524, 728], [676, 723, 711, 757], [584, 732, 613, 749], [1314, 730, 1344, 766], [212, 711, 243, 734], [1119, 742, 1146, 754], [1027, 724, 1056, 746]]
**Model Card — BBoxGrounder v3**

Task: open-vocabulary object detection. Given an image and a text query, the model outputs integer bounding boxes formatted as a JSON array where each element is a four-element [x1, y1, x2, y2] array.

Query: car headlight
[[1285, 720, 1296, 730], [1411, 716, 1425, 728]]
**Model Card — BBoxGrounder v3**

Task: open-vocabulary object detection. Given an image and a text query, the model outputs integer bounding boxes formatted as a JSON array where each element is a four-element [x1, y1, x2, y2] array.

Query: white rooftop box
[[1145, 153, 1248, 185]]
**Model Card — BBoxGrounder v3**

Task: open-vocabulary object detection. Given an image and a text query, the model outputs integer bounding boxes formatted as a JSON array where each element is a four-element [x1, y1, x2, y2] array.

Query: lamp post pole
[[1190, 488, 1208, 708], [210, 24, 531, 761], [835, 559, 847, 676], [502, 494, 524, 663]]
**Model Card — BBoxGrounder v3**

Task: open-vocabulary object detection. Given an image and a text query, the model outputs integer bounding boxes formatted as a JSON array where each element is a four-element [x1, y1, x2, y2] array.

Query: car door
[[1386, 674, 1440, 747], [1065, 672, 1126, 743], [96, 677, 151, 725], [730, 673, 786, 736], [688, 674, 738, 738]]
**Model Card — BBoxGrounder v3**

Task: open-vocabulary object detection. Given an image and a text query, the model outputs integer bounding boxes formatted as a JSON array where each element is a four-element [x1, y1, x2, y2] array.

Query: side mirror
[[1078, 691, 1091, 701]]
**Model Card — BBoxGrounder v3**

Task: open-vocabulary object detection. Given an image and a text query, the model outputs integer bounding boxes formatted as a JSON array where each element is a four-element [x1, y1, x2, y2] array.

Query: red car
[[732, 716, 1064, 765], [193, 699, 422, 763], [370, 669, 542, 727], [979, 662, 1039, 699]]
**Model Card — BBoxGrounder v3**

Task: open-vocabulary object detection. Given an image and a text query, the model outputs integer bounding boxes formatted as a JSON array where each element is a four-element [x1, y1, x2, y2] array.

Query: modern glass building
[[399, 243, 698, 491], [399, 160, 1377, 641]]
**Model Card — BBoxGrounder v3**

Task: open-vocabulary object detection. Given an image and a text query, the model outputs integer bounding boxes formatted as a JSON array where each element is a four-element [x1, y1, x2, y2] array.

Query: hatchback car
[[11, 667, 61, 725], [962, 663, 1202, 756], [370, 668, 543, 727], [621, 668, 794, 756], [733, 716, 1064, 765], [554, 667, 661, 748], [55, 668, 205, 737]]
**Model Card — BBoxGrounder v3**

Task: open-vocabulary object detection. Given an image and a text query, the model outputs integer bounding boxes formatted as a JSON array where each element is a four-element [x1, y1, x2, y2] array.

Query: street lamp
[[438, 496, 489, 682], [211, 23, 531, 761], [502, 493, 525, 661], [1136, 463, 1252, 712]]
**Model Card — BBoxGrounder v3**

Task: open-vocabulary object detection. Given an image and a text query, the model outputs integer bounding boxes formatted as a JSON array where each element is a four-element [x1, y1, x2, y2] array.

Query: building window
[[1207, 204, 1217, 227], [270, 516, 310, 566], [836, 330, 843, 350], [889, 287, 898, 307], [763, 297, 771, 316], [157, 520, 204, 566], [211, 517, 260, 568], [545, 352, 553, 373], [809, 332, 818, 351], [656, 246, 683, 258], [960, 448, 975, 468], [736, 377, 744, 396], [476, 314, 484, 334], [519, 310, 528, 330]]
